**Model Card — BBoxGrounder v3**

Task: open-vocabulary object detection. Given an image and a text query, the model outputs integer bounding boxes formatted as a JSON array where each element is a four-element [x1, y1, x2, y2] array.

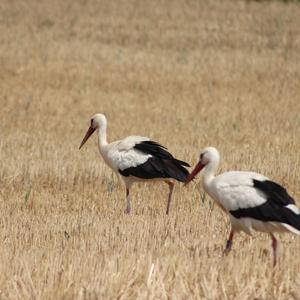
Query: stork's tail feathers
[[282, 224, 300, 235], [174, 158, 190, 168], [281, 207, 300, 235], [163, 159, 190, 182], [133, 140, 190, 182]]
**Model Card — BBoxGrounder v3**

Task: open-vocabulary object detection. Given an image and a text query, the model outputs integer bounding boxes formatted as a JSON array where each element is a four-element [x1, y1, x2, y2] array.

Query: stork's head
[[79, 113, 107, 149], [185, 147, 220, 184], [90, 113, 107, 129]]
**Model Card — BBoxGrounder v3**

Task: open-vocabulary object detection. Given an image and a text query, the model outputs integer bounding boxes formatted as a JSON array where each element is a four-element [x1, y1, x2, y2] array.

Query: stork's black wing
[[230, 179, 300, 231], [119, 140, 190, 182]]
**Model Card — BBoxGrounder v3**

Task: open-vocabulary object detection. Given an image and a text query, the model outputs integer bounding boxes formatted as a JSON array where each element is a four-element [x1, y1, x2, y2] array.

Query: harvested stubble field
[[1, 0, 300, 299]]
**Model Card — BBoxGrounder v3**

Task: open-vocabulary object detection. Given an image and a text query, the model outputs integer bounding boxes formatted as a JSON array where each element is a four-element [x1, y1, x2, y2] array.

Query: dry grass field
[[1, 0, 300, 298]]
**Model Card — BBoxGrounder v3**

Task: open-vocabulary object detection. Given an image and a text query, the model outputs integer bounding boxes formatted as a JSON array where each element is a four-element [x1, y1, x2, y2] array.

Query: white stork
[[185, 146, 300, 266], [79, 113, 190, 214]]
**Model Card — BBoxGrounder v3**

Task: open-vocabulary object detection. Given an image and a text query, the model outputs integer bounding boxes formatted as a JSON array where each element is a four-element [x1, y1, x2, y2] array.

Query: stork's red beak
[[185, 161, 205, 185], [79, 126, 96, 149]]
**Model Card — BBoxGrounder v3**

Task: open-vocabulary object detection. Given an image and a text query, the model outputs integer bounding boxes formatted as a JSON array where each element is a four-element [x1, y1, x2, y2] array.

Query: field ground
[[1, 0, 300, 299]]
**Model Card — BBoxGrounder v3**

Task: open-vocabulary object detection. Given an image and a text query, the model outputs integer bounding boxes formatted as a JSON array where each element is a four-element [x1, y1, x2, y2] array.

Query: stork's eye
[[200, 153, 204, 160], [91, 118, 94, 125]]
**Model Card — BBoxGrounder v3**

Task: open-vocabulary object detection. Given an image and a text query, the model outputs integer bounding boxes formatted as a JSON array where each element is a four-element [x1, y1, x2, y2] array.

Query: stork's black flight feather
[[119, 140, 190, 182], [230, 180, 300, 231]]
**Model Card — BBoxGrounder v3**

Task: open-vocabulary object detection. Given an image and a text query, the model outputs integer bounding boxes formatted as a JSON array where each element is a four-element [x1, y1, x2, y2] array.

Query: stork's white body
[[98, 136, 151, 174], [79, 114, 190, 214], [204, 170, 299, 235], [204, 171, 268, 212], [186, 147, 300, 266]]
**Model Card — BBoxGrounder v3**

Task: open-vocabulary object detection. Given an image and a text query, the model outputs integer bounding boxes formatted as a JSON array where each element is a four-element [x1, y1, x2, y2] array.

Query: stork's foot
[[166, 204, 170, 215], [124, 188, 131, 214], [124, 207, 131, 214], [223, 230, 234, 256], [271, 234, 277, 267], [223, 239, 233, 256], [165, 181, 174, 216]]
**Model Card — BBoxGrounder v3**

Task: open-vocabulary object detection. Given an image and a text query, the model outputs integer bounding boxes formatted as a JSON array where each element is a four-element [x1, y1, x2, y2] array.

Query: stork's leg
[[124, 188, 131, 214], [165, 181, 174, 215], [270, 233, 278, 267], [223, 230, 234, 255]]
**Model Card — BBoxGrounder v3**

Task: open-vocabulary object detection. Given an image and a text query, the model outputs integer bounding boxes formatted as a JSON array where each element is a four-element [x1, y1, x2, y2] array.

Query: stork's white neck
[[97, 124, 108, 148], [202, 160, 218, 190]]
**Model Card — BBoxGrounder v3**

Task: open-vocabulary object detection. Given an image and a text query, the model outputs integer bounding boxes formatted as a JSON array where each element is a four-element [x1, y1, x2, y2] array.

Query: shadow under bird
[[185, 146, 300, 266], [79, 113, 190, 214]]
